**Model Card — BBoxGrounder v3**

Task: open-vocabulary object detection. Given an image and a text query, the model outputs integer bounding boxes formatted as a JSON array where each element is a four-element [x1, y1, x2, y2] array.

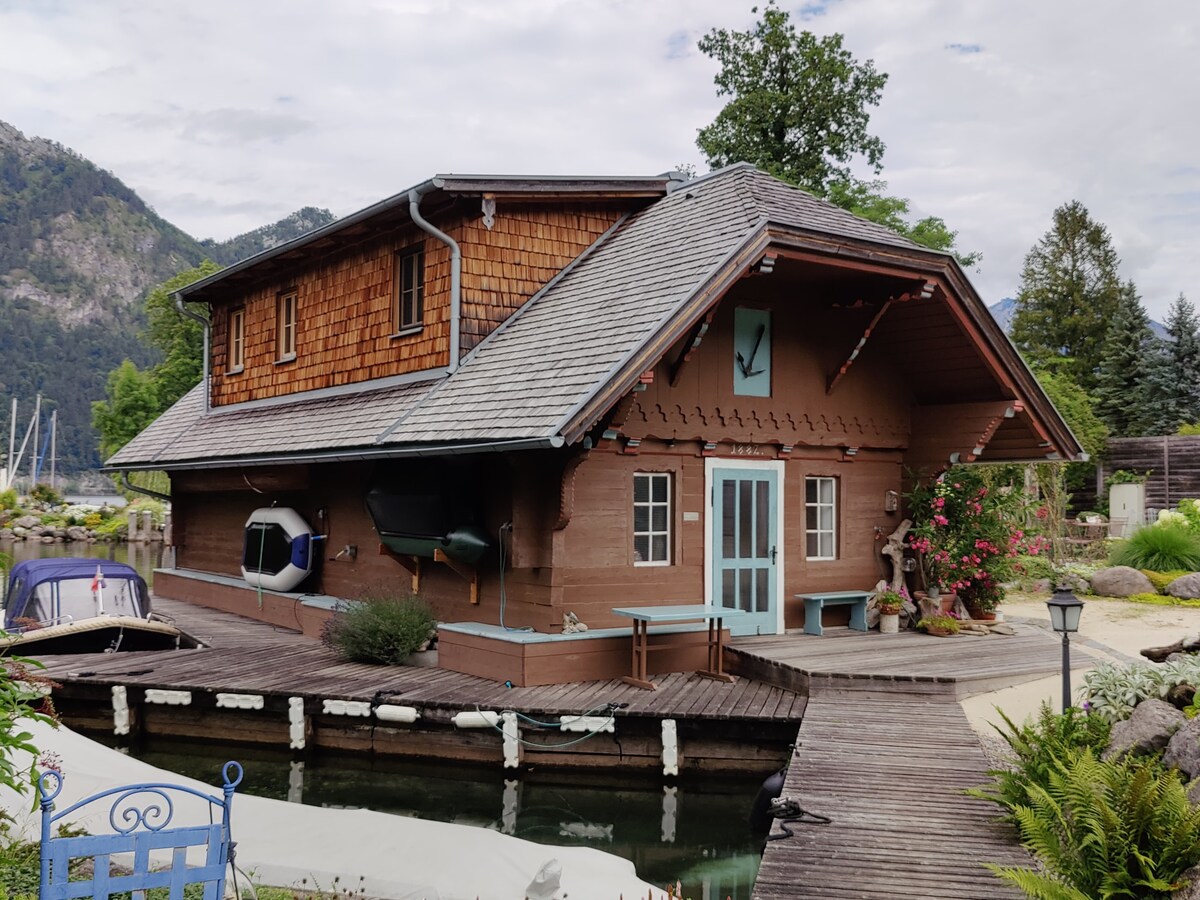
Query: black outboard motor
[[749, 764, 787, 834]]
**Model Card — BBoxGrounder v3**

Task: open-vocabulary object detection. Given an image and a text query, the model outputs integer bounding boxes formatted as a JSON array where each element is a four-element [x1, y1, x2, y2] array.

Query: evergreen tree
[[1011, 201, 1123, 388], [1094, 282, 1154, 436], [1140, 339, 1179, 435], [1164, 294, 1200, 429]]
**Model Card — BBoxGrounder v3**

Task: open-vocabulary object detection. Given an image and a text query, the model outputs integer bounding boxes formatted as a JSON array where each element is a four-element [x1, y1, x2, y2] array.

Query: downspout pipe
[[120, 471, 172, 502], [408, 188, 462, 373], [174, 292, 211, 415]]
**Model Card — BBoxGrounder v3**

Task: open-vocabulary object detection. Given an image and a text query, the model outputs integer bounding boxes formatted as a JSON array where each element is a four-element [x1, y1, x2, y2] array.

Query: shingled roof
[[107, 165, 1079, 470]]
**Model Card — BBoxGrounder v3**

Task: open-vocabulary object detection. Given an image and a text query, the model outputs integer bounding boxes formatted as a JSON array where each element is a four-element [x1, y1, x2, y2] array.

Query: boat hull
[[1, 617, 204, 654]]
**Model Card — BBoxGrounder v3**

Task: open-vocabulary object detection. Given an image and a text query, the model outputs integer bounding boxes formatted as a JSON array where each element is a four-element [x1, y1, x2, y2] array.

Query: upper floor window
[[277, 291, 298, 361], [228, 307, 245, 373], [633, 472, 672, 566], [396, 247, 425, 332], [805, 476, 837, 560]]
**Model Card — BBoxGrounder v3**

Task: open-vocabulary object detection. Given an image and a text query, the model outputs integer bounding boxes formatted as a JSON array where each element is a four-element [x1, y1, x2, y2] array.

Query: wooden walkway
[[731, 621, 1098, 697], [32, 598, 807, 723], [754, 692, 1027, 899]]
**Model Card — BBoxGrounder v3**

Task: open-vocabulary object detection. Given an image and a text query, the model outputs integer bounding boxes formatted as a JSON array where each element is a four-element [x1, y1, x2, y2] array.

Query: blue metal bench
[[39, 761, 243, 900], [796, 590, 871, 636]]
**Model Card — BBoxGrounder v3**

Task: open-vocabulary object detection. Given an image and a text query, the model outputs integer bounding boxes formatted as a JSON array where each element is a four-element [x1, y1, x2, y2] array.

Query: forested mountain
[[0, 120, 335, 475]]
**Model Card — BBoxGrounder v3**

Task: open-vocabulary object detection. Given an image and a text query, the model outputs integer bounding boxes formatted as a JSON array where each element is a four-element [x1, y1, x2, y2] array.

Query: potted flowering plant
[[907, 468, 1049, 619], [875, 588, 906, 635], [917, 611, 960, 636]]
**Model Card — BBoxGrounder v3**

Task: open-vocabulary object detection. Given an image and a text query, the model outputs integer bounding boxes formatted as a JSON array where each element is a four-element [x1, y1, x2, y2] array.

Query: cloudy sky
[[2, 0, 1197, 318]]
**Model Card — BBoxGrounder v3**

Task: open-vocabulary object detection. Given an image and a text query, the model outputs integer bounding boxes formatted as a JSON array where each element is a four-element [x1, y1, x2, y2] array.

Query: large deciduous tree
[[694, 4, 978, 264], [1094, 282, 1155, 437], [1010, 201, 1123, 388], [696, 1, 887, 196]]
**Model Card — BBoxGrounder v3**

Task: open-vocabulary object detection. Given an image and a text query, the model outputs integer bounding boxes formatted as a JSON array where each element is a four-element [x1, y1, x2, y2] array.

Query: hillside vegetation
[[0, 120, 335, 474]]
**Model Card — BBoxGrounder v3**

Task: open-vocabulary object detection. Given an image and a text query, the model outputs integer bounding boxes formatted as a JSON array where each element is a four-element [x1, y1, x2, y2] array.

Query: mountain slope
[[988, 296, 1169, 340], [0, 120, 336, 475]]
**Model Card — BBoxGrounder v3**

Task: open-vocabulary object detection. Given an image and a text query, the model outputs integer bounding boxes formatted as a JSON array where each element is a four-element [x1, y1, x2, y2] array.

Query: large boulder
[[13, 515, 39, 529], [1169, 574, 1200, 600], [1091, 566, 1154, 597], [1165, 717, 1200, 778], [1104, 698, 1185, 759]]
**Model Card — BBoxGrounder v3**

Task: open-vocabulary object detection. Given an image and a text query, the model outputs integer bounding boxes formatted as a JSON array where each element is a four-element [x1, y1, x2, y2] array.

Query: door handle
[[770, 545, 777, 563]]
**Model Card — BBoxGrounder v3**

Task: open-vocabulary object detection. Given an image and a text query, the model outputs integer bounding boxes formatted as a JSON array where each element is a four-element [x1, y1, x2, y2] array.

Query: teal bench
[[796, 590, 871, 636]]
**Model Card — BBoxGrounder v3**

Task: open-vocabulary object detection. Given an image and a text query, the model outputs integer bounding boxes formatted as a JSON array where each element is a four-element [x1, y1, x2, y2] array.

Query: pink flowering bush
[[908, 468, 1049, 611]]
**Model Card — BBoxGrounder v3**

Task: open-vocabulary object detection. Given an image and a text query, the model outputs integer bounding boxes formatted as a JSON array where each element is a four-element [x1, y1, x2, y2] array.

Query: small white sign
[[682, 511, 700, 522]]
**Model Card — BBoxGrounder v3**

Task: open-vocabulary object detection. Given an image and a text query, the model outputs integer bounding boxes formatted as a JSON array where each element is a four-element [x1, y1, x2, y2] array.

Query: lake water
[[12, 539, 766, 897]]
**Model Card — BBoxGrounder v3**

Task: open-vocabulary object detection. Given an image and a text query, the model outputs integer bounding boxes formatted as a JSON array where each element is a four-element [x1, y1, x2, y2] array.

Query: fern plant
[[970, 703, 1110, 815], [988, 750, 1200, 899]]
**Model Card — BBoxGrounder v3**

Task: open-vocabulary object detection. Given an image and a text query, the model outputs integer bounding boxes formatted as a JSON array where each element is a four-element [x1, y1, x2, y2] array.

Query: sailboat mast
[[49, 409, 57, 491]]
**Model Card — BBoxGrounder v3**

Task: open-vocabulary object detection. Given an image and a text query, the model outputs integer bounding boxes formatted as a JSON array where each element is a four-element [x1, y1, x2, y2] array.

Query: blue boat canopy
[[3, 558, 151, 631]]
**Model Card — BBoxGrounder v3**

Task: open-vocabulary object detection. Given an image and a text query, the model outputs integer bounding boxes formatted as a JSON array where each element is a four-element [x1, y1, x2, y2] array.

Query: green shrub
[[1110, 525, 1200, 573], [321, 595, 435, 665], [970, 704, 1110, 816], [987, 749, 1200, 899], [1141, 570, 1193, 594], [1013, 554, 1055, 584], [1082, 657, 1200, 722], [0, 489, 17, 513]]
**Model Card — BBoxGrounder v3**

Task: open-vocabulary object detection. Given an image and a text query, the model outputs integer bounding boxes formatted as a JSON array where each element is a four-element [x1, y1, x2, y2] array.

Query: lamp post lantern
[[1047, 587, 1085, 711]]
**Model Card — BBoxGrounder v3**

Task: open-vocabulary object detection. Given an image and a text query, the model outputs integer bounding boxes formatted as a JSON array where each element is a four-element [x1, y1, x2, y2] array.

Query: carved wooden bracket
[[826, 281, 932, 394], [555, 451, 590, 530], [669, 309, 717, 386]]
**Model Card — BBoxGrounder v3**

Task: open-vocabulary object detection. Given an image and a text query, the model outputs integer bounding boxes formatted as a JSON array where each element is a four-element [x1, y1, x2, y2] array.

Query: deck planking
[[754, 693, 1027, 900], [731, 622, 1098, 697], [31, 598, 807, 723]]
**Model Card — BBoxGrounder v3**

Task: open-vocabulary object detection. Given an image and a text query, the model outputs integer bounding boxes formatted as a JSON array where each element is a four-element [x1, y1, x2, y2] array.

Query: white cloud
[[1, 0, 1197, 317]]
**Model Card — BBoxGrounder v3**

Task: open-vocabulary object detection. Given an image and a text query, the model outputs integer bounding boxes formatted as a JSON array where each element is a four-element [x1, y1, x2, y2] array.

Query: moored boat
[[2, 558, 204, 653]]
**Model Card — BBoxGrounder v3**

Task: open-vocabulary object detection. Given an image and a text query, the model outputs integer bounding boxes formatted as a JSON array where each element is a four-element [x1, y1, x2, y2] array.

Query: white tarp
[[2, 718, 665, 900]]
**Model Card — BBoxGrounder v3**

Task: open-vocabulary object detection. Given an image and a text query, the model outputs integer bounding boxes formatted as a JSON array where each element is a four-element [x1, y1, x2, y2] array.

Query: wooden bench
[[612, 604, 745, 690], [796, 590, 871, 636]]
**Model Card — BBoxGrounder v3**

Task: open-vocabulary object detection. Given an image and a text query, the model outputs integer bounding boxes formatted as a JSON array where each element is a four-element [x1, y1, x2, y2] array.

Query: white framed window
[[228, 307, 245, 372], [805, 476, 837, 560], [633, 472, 671, 566], [396, 246, 425, 332], [277, 291, 297, 361]]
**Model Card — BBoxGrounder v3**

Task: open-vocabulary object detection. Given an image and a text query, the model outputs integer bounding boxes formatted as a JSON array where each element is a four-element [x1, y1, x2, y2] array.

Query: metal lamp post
[[1047, 587, 1085, 711]]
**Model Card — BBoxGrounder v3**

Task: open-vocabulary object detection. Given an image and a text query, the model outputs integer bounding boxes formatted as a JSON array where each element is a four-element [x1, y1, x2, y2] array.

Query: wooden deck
[[29, 600, 1057, 897], [754, 693, 1027, 899], [730, 621, 1098, 697]]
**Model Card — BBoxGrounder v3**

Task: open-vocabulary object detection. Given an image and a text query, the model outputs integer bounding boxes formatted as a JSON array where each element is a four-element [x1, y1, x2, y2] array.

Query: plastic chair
[[38, 761, 243, 900]]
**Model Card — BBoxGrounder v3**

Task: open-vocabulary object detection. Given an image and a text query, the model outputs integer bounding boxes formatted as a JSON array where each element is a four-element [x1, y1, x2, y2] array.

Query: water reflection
[[112, 739, 765, 899], [0, 539, 171, 589]]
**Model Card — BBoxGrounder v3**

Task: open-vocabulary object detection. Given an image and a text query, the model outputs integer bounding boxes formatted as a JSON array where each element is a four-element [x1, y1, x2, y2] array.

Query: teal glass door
[[712, 467, 778, 635]]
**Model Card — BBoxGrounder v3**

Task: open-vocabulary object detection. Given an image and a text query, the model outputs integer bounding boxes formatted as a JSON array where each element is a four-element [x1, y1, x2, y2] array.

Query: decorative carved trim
[[555, 451, 590, 530], [668, 309, 717, 386]]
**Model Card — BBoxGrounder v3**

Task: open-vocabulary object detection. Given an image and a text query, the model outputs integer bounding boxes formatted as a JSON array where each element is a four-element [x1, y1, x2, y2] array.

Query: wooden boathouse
[[107, 164, 1082, 684]]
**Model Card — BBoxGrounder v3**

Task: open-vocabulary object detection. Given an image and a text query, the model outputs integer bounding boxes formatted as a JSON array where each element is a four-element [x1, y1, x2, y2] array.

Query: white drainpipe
[[408, 188, 462, 373]]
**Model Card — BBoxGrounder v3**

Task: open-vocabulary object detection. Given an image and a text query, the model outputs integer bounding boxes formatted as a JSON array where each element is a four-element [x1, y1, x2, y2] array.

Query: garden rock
[[1091, 566, 1154, 598], [1176, 864, 1200, 900], [1169, 683, 1199, 709], [1164, 717, 1200, 778], [1169, 574, 1200, 600], [1190, 780, 1200, 807], [1104, 698, 1185, 759], [13, 515, 39, 529]]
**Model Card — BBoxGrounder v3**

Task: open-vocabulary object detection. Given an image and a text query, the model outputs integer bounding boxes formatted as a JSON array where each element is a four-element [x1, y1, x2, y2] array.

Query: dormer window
[[277, 291, 298, 362], [228, 307, 245, 373], [395, 246, 425, 333]]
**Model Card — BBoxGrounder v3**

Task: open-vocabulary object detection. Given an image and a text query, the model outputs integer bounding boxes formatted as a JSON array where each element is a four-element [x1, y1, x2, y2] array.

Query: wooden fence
[[1098, 435, 1200, 511]]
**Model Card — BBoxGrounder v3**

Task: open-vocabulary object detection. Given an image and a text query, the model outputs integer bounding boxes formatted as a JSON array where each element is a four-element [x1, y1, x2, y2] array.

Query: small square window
[[277, 292, 298, 361], [396, 247, 425, 332], [228, 308, 245, 372], [633, 472, 671, 566], [805, 476, 837, 560]]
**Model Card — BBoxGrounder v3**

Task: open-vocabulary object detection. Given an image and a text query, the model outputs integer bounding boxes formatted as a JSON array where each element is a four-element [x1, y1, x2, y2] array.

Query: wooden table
[[611, 604, 745, 691]]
